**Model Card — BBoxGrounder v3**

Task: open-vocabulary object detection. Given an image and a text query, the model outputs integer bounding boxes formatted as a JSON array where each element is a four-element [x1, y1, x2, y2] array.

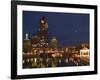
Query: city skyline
[[23, 11, 89, 46]]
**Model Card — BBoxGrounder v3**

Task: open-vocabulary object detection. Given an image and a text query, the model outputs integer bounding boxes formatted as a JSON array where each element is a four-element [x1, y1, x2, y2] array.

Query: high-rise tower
[[38, 16, 48, 47], [32, 16, 49, 48], [38, 16, 48, 39]]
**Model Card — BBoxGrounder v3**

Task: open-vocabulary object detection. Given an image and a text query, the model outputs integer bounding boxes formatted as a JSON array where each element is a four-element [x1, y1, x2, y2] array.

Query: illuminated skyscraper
[[50, 36, 58, 49], [32, 16, 49, 48]]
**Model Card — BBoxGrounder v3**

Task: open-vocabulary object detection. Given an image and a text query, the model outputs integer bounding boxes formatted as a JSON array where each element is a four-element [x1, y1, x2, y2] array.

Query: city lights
[[23, 16, 90, 68]]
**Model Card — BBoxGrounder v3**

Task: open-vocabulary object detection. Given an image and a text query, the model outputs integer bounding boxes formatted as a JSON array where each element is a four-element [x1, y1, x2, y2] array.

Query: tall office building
[[32, 16, 49, 48]]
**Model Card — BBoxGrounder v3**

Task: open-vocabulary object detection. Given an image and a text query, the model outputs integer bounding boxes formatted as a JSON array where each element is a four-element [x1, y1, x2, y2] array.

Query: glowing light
[[27, 59, 29, 62], [31, 58, 33, 62], [34, 58, 37, 63]]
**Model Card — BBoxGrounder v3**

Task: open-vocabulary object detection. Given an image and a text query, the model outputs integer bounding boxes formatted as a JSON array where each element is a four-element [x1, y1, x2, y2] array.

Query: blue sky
[[23, 11, 89, 46]]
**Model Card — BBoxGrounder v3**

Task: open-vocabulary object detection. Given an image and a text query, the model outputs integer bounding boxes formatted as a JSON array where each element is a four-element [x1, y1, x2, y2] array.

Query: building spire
[[25, 33, 29, 40]]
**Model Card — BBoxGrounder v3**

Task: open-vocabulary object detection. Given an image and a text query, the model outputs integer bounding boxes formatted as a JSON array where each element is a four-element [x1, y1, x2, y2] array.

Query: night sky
[[23, 11, 89, 46]]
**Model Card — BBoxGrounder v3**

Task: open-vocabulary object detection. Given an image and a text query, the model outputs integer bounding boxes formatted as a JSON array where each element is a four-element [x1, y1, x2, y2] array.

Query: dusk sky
[[23, 11, 89, 46]]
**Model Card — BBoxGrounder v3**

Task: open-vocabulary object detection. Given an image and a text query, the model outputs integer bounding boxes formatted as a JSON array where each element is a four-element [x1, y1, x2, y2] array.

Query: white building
[[80, 48, 90, 57]]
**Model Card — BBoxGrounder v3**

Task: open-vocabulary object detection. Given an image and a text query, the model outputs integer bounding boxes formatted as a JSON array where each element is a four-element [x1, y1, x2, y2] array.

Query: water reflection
[[23, 56, 89, 68]]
